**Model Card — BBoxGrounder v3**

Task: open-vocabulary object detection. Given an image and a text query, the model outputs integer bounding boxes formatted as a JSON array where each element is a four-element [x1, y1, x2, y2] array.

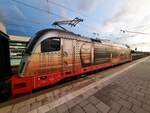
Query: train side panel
[[62, 38, 74, 77], [93, 43, 111, 65], [111, 46, 131, 65]]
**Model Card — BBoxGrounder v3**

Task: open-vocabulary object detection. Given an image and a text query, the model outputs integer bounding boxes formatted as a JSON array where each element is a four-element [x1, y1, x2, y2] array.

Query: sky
[[0, 0, 150, 52]]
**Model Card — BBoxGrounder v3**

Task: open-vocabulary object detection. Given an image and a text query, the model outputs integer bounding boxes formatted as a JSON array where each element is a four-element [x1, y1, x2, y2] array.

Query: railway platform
[[0, 56, 150, 113]]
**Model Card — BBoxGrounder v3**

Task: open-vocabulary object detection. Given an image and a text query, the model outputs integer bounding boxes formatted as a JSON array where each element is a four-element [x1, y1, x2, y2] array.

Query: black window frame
[[41, 37, 61, 53]]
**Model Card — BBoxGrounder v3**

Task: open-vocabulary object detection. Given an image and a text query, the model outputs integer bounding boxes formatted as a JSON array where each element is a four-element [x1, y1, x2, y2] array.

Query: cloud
[[77, 0, 104, 12], [0, 13, 5, 23], [100, 0, 150, 32], [0, 2, 26, 20], [60, 8, 72, 20], [98, 0, 150, 51], [9, 5, 26, 19]]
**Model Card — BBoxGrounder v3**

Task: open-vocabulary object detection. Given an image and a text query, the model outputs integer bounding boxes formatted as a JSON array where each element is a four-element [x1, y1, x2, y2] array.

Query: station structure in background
[[0, 20, 30, 66], [9, 35, 30, 66]]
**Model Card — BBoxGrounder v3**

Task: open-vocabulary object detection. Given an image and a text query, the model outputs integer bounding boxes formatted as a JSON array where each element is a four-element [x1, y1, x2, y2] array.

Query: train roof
[[25, 28, 129, 54], [57, 29, 130, 48]]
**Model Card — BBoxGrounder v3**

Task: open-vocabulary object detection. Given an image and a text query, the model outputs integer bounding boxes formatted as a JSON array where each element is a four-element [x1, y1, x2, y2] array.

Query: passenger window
[[41, 38, 60, 52]]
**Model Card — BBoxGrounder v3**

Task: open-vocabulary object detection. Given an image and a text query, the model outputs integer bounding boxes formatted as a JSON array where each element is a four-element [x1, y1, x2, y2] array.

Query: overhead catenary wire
[[6, 22, 41, 29], [11, 0, 118, 38], [4, 16, 50, 25], [6, 22, 40, 36], [12, 0, 66, 19], [13, 0, 150, 38], [11, 0, 102, 33], [47, 0, 88, 17], [47, 0, 103, 31]]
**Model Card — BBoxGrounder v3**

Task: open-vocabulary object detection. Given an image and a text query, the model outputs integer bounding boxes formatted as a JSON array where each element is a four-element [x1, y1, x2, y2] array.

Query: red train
[[0, 29, 132, 101]]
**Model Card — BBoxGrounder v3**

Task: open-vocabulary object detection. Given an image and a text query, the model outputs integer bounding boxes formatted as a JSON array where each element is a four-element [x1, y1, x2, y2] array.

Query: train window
[[41, 38, 60, 52]]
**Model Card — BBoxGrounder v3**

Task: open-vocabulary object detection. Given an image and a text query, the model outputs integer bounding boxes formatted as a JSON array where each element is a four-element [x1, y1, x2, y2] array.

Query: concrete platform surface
[[0, 56, 150, 113], [45, 57, 150, 113]]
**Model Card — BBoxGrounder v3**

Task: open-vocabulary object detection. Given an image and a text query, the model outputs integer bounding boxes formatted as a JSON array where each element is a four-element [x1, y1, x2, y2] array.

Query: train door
[[62, 38, 74, 77]]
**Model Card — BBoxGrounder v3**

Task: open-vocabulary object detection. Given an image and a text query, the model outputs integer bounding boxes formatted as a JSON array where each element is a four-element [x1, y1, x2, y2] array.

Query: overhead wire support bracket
[[52, 17, 83, 31]]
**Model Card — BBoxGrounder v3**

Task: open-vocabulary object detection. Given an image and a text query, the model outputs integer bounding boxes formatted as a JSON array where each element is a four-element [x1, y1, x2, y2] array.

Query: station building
[[9, 35, 30, 66], [0, 20, 30, 66]]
